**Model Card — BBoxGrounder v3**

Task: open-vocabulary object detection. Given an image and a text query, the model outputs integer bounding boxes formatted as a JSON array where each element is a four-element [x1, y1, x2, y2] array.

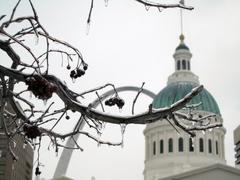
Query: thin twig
[[132, 82, 145, 115], [95, 91, 105, 112], [5, 0, 21, 28]]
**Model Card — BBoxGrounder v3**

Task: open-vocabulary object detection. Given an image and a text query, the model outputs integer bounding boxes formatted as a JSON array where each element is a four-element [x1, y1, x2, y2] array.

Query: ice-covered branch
[[0, 0, 224, 174], [134, 0, 194, 10], [0, 64, 204, 125]]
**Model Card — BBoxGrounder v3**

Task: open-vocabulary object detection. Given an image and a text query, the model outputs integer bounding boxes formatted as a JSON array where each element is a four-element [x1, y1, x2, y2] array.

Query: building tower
[[143, 34, 226, 180], [234, 125, 240, 168]]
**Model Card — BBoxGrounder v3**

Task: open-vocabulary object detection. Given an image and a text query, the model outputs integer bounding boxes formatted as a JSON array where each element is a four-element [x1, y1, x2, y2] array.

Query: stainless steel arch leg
[[53, 86, 156, 178]]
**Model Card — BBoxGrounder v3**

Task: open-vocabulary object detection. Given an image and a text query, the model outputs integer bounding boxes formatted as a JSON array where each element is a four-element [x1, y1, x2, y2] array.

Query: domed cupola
[[153, 34, 220, 115], [143, 34, 226, 180], [168, 34, 199, 85]]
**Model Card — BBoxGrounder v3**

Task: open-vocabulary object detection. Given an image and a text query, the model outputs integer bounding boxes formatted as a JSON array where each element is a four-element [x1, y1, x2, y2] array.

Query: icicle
[[86, 22, 90, 35], [104, 0, 108, 7], [97, 142, 101, 147], [13, 141, 16, 148], [35, 35, 39, 45], [43, 99, 47, 106], [190, 136, 195, 146], [121, 140, 124, 148], [119, 108, 122, 113], [120, 124, 127, 135], [97, 132, 101, 147], [55, 147, 59, 157], [23, 143, 26, 149], [72, 78, 76, 83], [102, 122, 106, 130], [12, 163, 15, 170], [32, 139, 36, 150], [145, 5, 150, 11], [0, 150, 2, 158], [61, 53, 64, 67], [120, 124, 127, 148], [157, 7, 162, 12]]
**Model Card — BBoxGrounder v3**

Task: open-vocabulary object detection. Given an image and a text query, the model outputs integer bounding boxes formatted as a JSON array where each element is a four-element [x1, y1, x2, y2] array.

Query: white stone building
[[143, 34, 240, 180]]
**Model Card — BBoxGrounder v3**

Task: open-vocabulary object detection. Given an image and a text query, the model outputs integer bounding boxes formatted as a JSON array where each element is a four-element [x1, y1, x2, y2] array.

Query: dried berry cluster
[[25, 75, 57, 100], [23, 124, 41, 139], [105, 97, 125, 109], [70, 68, 85, 79], [68, 64, 88, 80], [35, 167, 41, 176]]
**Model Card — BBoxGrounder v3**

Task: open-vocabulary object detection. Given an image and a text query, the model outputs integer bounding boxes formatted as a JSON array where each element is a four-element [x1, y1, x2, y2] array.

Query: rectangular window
[[216, 141, 219, 155], [208, 139, 212, 153], [153, 141, 156, 155], [189, 138, 194, 152], [168, 138, 173, 153], [199, 138, 204, 152], [160, 140, 164, 154]]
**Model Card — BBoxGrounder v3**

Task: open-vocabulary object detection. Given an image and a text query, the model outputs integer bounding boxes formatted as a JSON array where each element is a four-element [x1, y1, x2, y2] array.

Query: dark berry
[[74, 74, 78, 79], [83, 64, 88, 70], [77, 68, 85, 76], [67, 65, 71, 70], [66, 115, 70, 120], [117, 99, 125, 109], [35, 167, 41, 176], [70, 70, 75, 75], [105, 100, 110, 106], [70, 70, 75, 78], [113, 97, 119, 104]]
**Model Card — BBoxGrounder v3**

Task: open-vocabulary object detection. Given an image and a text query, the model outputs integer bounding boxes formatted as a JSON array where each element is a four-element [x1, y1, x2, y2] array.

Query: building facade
[[0, 102, 33, 180], [143, 34, 226, 180], [234, 125, 240, 168]]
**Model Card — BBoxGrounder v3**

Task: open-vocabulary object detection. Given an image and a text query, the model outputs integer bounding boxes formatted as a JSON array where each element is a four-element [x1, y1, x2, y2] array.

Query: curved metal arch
[[53, 86, 156, 178]]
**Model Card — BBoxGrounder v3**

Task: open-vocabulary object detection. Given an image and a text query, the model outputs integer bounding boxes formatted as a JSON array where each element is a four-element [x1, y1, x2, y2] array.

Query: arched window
[[177, 60, 181, 70], [178, 137, 184, 152], [168, 138, 173, 153], [187, 61, 190, 70], [189, 138, 194, 152], [182, 60, 186, 70], [208, 139, 212, 153], [199, 138, 204, 152], [153, 141, 156, 155], [216, 141, 219, 155], [160, 140, 164, 154]]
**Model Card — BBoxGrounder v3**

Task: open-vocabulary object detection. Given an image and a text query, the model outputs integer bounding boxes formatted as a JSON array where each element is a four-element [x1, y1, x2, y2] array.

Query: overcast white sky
[[1, 1, 240, 180]]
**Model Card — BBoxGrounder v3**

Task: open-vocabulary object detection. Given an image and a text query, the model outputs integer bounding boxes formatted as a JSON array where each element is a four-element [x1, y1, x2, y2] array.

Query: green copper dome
[[176, 43, 189, 51], [152, 82, 221, 116]]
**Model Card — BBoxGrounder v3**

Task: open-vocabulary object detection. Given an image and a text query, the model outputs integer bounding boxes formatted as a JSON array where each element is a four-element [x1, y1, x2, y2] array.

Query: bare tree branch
[[134, 0, 194, 10], [0, 1, 223, 174]]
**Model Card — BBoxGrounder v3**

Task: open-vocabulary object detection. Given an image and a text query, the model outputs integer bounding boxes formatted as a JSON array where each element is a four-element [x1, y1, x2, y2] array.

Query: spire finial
[[179, 34, 185, 42], [179, 0, 184, 42]]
